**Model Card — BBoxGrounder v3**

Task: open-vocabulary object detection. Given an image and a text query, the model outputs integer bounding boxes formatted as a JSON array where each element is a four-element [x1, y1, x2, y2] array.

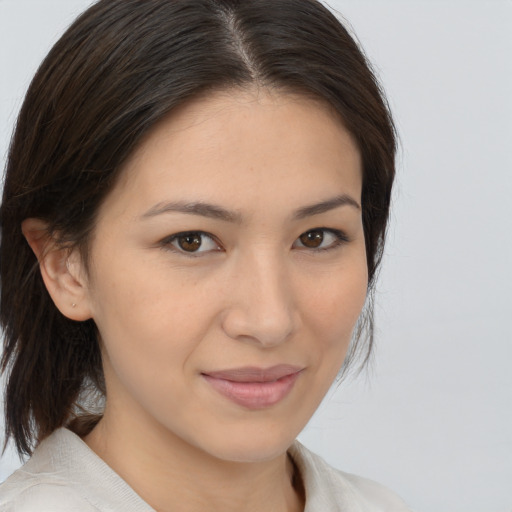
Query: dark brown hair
[[1, 0, 396, 456]]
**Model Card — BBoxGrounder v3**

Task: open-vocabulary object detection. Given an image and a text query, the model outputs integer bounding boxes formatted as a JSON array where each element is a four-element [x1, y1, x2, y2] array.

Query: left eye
[[292, 228, 348, 250], [163, 231, 221, 254]]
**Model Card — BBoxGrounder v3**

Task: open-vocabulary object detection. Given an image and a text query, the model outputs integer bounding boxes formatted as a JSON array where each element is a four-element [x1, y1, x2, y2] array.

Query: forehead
[[101, 88, 362, 218]]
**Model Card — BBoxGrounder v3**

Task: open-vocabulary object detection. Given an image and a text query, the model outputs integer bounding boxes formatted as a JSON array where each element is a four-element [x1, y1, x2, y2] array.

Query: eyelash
[[160, 228, 350, 256], [160, 231, 221, 257], [293, 228, 350, 252]]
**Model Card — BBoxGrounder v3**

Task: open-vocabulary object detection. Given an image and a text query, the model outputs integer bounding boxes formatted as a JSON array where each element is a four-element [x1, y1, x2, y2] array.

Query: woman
[[0, 0, 408, 510]]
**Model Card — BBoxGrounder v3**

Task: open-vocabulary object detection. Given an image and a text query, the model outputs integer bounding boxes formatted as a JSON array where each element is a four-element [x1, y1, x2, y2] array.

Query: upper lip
[[202, 365, 303, 383]]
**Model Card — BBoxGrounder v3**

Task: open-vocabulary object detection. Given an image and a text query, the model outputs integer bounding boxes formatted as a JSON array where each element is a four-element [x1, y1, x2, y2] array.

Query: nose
[[221, 251, 297, 347]]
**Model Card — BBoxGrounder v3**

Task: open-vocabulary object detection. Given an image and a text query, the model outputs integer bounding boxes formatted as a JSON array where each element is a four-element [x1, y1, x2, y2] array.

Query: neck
[[84, 408, 304, 512]]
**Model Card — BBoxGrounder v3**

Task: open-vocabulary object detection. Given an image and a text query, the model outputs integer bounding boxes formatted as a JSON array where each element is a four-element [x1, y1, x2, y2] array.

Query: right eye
[[161, 231, 221, 255]]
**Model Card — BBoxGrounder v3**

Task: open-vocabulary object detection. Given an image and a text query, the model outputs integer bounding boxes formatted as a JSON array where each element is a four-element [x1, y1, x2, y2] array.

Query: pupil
[[301, 230, 323, 248], [179, 234, 201, 252]]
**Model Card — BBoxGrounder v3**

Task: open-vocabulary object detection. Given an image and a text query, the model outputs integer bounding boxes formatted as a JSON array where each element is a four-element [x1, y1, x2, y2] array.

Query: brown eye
[[164, 231, 220, 255], [177, 233, 202, 252], [299, 229, 324, 248], [293, 228, 348, 251]]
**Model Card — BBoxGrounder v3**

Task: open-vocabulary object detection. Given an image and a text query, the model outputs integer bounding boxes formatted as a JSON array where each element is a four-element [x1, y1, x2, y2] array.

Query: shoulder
[[336, 471, 411, 511], [0, 428, 155, 512], [289, 441, 412, 511], [0, 473, 97, 512], [0, 429, 96, 511]]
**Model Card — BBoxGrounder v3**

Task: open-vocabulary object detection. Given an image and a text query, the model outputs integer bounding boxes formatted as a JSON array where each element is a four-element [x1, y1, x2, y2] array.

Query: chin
[[211, 440, 292, 464], [192, 420, 302, 464]]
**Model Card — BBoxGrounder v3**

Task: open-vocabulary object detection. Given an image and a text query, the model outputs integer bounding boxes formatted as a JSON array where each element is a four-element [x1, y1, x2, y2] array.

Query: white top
[[0, 428, 411, 511]]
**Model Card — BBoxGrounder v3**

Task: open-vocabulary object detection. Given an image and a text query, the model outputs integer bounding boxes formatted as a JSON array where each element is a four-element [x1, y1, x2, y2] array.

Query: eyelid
[[158, 227, 349, 256], [292, 228, 350, 251], [159, 230, 223, 256]]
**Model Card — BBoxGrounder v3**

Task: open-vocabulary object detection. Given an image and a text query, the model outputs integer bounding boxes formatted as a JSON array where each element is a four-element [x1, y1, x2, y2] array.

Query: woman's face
[[82, 89, 367, 462]]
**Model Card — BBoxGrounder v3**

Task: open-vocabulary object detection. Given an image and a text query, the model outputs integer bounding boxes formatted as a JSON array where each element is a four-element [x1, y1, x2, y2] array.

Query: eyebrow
[[140, 194, 360, 223], [141, 201, 242, 223], [292, 194, 361, 219]]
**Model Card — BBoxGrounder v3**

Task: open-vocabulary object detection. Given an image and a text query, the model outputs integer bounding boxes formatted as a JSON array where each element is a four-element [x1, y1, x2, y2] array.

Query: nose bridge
[[223, 245, 296, 346]]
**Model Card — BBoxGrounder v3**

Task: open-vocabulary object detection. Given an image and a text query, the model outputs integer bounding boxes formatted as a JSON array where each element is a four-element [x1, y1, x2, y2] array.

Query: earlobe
[[21, 218, 93, 322]]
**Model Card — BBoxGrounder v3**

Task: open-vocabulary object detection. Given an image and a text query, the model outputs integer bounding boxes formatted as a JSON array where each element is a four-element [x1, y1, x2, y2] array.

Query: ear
[[21, 218, 93, 321]]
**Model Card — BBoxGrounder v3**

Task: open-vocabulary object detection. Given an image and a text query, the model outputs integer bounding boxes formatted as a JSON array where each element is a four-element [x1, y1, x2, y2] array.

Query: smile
[[201, 365, 303, 409]]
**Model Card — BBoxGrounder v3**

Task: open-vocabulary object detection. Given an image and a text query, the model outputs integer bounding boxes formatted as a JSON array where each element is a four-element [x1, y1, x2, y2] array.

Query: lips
[[202, 365, 303, 409]]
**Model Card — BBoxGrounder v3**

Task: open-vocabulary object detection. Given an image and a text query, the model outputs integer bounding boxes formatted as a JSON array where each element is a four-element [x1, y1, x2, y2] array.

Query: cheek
[[91, 255, 227, 388], [91, 247, 213, 331], [298, 256, 368, 386], [303, 261, 368, 339], [92, 281, 201, 421], [89, 267, 192, 379]]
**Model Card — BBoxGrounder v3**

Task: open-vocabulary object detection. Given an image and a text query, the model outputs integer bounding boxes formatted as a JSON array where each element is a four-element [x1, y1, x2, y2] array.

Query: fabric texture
[[0, 428, 411, 511]]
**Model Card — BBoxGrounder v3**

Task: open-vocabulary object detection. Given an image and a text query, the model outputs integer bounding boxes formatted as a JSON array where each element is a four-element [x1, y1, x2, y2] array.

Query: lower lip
[[202, 372, 301, 409]]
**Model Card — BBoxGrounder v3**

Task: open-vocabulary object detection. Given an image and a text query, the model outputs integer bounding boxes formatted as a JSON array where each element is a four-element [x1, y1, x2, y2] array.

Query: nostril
[[220, 259, 296, 345], [221, 302, 295, 347]]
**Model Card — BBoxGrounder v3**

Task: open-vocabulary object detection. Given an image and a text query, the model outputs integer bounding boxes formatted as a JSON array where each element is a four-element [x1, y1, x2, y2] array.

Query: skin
[[25, 88, 367, 512]]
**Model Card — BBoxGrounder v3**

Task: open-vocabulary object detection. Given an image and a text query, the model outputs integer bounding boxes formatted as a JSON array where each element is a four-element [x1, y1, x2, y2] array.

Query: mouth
[[201, 365, 303, 409]]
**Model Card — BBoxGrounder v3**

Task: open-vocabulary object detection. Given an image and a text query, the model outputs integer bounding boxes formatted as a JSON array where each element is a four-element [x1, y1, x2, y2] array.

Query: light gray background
[[1, 1, 511, 511]]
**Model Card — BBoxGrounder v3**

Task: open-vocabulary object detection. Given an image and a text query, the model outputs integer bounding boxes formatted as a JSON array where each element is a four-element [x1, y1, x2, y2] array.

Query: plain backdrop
[[0, 1, 511, 511]]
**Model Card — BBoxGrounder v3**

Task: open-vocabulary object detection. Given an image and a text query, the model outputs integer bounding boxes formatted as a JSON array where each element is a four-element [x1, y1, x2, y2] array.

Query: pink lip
[[202, 365, 303, 409]]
